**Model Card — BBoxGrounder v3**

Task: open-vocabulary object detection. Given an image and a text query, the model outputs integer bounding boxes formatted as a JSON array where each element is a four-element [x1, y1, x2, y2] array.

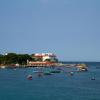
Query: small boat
[[69, 71, 74, 76], [50, 70, 61, 73], [67, 71, 74, 76], [27, 75, 32, 80], [91, 77, 95, 80], [43, 71, 52, 75], [77, 68, 88, 72], [76, 64, 88, 72], [33, 71, 43, 73]]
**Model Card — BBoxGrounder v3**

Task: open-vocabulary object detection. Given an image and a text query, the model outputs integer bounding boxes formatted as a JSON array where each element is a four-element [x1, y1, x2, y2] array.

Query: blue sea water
[[0, 62, 100, 100]]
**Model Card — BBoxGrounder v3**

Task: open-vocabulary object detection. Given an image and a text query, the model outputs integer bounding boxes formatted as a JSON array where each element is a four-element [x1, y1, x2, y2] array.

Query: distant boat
[[27, 75, 32, 80], [67, 71, 74, 76], [80, 68, 87, 71], [76, 64, 88, 72], [33, 71, 43, 73], [43, 72, 52, 75], [91, 76, 95, 80], [69, 71, 74, 76], [50, 70, 61, 73]]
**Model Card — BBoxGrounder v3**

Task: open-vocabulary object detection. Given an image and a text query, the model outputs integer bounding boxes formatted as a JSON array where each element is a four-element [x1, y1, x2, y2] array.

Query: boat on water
[[43, 72, 52, 75], [69, 71, 74, 76], [33, 70, 43, 73], [50, 70, 61, 73], [67, 71, 74, 76], [91, 77, 95, 80], [78, 68, 88, 71], [27, 75, 32, 80], [76, 64, 88, 72]]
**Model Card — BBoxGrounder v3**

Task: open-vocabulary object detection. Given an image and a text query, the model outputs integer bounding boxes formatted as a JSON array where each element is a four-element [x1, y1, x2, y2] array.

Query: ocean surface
[[0, 62, 100, 100]]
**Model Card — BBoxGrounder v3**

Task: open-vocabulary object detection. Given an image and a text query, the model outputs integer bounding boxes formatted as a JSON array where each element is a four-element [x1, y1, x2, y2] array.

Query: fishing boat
[[69, 71, 74, 76]]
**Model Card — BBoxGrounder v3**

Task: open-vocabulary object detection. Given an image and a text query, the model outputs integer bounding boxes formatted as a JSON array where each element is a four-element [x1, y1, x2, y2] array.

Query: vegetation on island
[[0, 53, 34, 66]]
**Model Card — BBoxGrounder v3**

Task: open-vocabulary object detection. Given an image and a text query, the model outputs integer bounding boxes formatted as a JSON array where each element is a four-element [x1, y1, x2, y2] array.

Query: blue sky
[[0, 0, 100, 61]]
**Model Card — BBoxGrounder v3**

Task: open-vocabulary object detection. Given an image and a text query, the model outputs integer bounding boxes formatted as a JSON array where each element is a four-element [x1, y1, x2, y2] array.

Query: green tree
[[17, 54, 32, 65], [3, 53, 18, 64], [0, 54, 4, 65]]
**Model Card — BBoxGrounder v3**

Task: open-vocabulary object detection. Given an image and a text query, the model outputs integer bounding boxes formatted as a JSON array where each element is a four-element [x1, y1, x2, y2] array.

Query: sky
[[0, 0, 100, 61]]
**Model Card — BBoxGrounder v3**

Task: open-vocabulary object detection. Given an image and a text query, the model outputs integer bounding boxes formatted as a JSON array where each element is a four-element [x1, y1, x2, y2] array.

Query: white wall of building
[[34, 53, 57, 62]]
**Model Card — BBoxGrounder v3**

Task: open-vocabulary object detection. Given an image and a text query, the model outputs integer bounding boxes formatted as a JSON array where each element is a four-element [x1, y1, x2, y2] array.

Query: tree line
[[0, 53, 34, 65]]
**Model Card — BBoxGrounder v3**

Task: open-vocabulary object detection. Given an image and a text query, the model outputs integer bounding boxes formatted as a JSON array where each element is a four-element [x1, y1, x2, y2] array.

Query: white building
[[33, 53, 58, 62]]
